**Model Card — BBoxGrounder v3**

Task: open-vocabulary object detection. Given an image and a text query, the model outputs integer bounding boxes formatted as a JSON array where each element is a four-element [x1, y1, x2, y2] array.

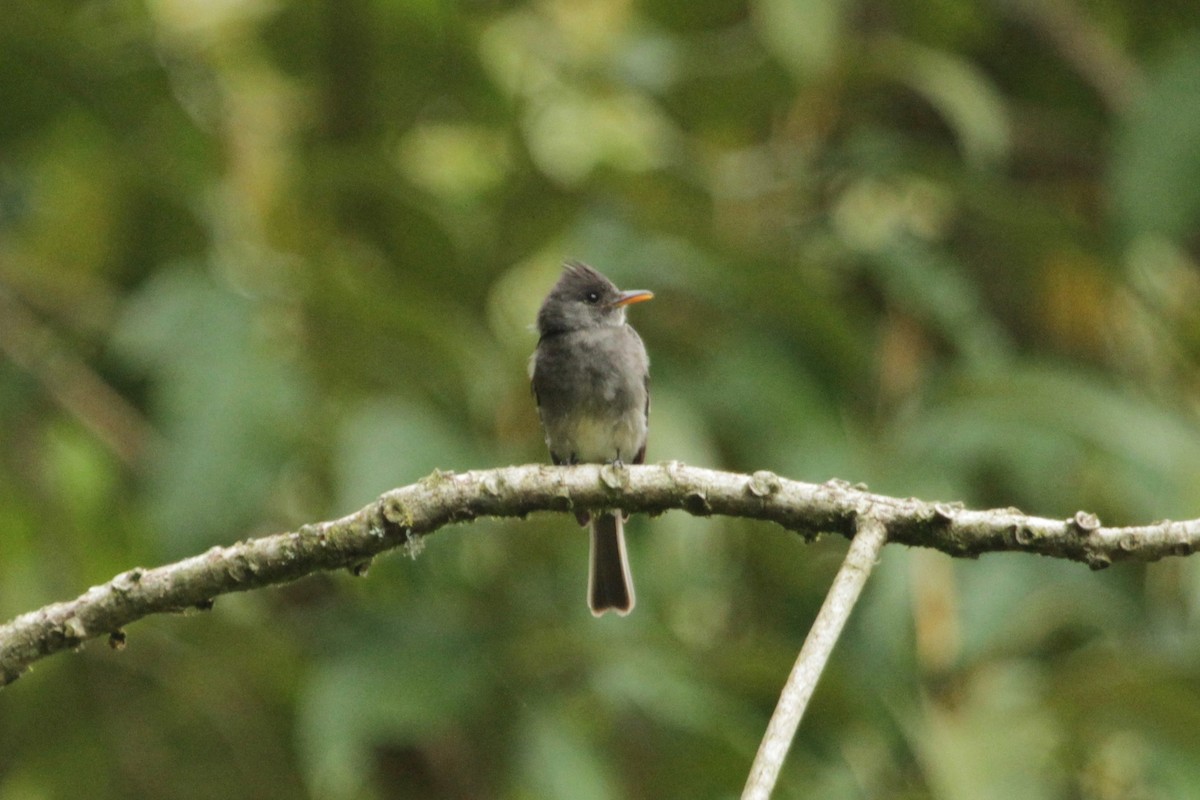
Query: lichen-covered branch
[[2, 462, 1198, 687]]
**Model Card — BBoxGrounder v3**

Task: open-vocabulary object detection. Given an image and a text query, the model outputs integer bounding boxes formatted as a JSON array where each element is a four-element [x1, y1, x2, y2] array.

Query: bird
[[530, 261, 653, 616]]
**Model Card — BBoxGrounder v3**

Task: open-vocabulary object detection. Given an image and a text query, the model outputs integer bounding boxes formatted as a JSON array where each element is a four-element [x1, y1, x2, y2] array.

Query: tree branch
[[741, 515, 888, 800], [2, 462, 1198, 687]]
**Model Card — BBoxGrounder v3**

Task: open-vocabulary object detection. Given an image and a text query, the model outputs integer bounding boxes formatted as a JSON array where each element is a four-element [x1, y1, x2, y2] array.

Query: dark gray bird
[[530, 262, 653, 616]]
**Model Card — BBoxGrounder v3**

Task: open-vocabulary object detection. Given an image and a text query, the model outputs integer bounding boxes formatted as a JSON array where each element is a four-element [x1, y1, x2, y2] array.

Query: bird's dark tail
[[588, 512, 635, 616]]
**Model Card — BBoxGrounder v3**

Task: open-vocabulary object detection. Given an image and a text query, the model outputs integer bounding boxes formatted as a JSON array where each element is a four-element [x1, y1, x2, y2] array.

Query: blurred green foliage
[[3, 0, 1200, 797]]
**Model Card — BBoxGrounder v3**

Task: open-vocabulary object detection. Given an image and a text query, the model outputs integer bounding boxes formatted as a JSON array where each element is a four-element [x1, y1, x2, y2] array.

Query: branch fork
[[2, 462, 1198, 795]]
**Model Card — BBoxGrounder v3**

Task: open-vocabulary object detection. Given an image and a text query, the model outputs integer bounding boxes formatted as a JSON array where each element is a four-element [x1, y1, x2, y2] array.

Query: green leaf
[[333, 399, 480, 511], [515, 709, 621, 800], [753, 0, 844, 80], [1112, 35, 1200, 242], [110, 266, 309, 555], [874, 37, 1011, 169], [297, 619, 486, 800]]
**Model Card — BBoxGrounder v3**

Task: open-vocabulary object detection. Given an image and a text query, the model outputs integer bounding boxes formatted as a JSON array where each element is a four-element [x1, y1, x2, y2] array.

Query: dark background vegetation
[[4, 0, 1200, 797]]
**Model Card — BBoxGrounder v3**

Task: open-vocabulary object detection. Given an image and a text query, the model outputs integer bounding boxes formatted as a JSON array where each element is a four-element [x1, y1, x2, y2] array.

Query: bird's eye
[[584, 291, 601, 304]]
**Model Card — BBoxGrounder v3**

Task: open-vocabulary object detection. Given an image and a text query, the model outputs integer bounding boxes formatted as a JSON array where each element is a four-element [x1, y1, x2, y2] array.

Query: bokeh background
[[4, 0, 1200, 797]]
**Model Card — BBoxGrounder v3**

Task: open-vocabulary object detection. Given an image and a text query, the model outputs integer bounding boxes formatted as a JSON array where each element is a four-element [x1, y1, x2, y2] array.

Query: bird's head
[[536, 261, 653, 336]]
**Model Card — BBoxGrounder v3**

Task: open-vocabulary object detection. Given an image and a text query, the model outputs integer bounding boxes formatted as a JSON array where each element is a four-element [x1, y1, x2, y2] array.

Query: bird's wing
[[634, 370, 649, 465]]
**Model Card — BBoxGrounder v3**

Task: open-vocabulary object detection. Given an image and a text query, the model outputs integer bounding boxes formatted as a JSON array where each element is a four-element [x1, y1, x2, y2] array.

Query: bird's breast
[[532, 325, 649, 464]]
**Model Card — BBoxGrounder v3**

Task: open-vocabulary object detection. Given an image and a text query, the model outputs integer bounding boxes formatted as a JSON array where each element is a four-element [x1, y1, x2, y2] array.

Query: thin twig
[[997, 0, 1141, 112], [741, 515, 889, 800], [0, 288, 158, 466]]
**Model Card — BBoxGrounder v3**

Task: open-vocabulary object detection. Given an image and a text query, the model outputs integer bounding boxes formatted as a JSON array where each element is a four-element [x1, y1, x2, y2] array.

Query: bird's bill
[[613, 290, 654, 307]]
